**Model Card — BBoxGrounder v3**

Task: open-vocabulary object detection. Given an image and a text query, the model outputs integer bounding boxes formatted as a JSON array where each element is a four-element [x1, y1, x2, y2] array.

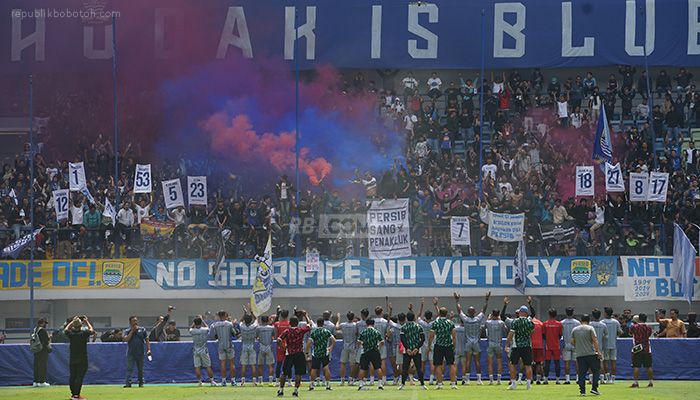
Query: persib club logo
[[102, 262, 124, 287], [570, 259, 592, 285]]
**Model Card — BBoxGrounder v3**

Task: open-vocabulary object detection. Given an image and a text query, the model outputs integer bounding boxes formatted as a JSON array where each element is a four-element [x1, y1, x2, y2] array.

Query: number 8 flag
[[629, 172, 649, 202], [604, 162, 625, 192], [575, 166, 594, 196]]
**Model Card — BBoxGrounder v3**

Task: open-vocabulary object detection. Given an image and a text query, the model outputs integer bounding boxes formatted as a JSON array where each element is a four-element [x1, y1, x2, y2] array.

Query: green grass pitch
[[2, 381, 699, 400]]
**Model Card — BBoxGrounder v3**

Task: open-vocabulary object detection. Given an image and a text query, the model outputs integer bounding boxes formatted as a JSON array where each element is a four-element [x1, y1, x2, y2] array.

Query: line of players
[[186, 293, 623, 394]]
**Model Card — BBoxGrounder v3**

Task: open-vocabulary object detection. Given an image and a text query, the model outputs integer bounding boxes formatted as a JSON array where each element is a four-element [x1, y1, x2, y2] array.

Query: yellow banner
[[0, 259, 140, 290]]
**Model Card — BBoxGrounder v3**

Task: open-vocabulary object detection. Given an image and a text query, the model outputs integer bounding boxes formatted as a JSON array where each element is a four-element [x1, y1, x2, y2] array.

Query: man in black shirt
[[33, 318, 51, 386], [65, 316, 95, 400]]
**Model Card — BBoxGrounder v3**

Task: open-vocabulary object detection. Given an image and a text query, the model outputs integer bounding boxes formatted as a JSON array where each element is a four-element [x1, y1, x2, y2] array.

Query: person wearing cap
[[505, 305, 534, 390]]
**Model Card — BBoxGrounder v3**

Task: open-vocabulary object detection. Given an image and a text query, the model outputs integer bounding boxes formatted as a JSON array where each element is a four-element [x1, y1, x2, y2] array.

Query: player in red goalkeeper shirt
[[543, 308, 563, 384]]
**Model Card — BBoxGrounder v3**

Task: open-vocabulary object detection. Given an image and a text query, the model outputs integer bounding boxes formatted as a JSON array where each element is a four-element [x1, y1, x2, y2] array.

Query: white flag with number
[[68, 162, 86, 191], [162, 179, 184, 209], [629, 172, 649, 202], [450, 216, 471, 246], [575, 166, 594, 196], [187, 176, 208, 206], [53, 189, 69, 221], [133, 164, 152, 193], [604, 162, 625, 192], [102, 197, 116, 226], [647, 171, 669, 202]]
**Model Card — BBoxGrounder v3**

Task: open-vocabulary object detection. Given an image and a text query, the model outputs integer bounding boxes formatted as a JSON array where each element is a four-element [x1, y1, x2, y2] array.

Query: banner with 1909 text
[[367, 199, 410, 259], [141, 256, 617, 290], [620, 256, 700, 301], [487, 212, 524, 242], [0, 259, 140, 290]]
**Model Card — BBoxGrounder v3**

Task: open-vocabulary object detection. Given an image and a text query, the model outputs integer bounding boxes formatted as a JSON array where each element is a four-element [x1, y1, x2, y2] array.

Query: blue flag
[[672, 223, 697, 304], [251, 233, 274, 315], [592, 106, 613, 165], [2, 228, 43, 258], [514, 239, 527, 294]]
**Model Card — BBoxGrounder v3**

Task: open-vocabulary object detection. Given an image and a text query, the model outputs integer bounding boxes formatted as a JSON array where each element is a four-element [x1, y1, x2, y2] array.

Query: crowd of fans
[[1, 66, 699, 261]]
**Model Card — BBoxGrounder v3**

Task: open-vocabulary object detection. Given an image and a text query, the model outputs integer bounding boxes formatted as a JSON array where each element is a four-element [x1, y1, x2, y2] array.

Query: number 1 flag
[[513, 239, 528, 294], [593, 105, 613, 165]]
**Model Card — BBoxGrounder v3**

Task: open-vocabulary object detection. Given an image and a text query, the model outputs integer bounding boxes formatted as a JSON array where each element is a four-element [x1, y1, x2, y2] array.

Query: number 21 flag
[[575, 166, 594, 197]]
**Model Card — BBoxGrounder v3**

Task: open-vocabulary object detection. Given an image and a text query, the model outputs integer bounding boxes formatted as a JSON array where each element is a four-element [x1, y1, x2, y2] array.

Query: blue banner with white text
[[2, 0, 699, 73], [141, 257, 617, 290]]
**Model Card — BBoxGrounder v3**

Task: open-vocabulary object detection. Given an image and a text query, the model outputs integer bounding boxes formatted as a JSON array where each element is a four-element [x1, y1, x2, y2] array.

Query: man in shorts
[[388, 312, 406, 386], [256, 315, 276, 386], [561, 307, 581, 384], [336, 311, 358, 386], [278, 313, 312, 397], [453, 318, 465, 384], [629, 314, 653, 388], [601, 307, 622, 384], [428, 303, 457, 389], [274, 309, 291, 382], [505, 305, 534, 390], [353, 308, 370, 382], [529, 301, 545, 384], [413, 300, 435, 384], [189, 316, 217, 386], [543, 308, 563, 384], [357, 319, 385, 391], [372, 306, 390, 386], [238, 310, 259, 386], [308, 318, 336, 391], [455, 291, 491, 385], [590, 309, 608, 384], [399, 312, 427, 390], [485, 309, 507, 385], [211, 310, 239, 386]]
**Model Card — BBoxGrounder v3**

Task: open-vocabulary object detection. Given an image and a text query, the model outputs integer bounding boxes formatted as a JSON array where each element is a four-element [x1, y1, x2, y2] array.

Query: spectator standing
[[686, 313, 700, 338], [630, 314, 654, 388], [65, 316, 94, 400], [427, 72, 443, 99], [123, 316, 151, 388], [32, 318, 51, 387], [656, 308, 687, 338], [115, 201, 135, 248], [401, 72, 419, 100], [164, 321, 181, 341], [570, 314, 602, 396]]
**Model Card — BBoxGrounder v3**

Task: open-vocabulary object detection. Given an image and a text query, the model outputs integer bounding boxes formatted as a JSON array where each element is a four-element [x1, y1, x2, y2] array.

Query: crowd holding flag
[[514, 239, 528, 294], [251, 233, 274, 315], [592, 106, 613, 166], [2, 228, 43, 258]]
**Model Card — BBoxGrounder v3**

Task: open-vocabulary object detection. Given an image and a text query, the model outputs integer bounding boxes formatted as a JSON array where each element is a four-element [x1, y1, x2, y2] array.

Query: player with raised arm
[[455, 291, 490, 385], [601, 307, 622, 384], [414, 299, 435, 385], [278, 311, 312, 397], [485, 306, 508, 385], [505, 305, 535, 390], [189, 316, 218, 386], [211, 310, 239, 387]]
